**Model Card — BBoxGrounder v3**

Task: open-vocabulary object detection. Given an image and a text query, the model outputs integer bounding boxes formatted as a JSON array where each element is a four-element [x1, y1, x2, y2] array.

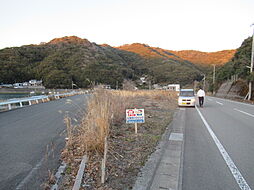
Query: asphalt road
[[182, 96, 254, 190], [0, 94, 89, 190]]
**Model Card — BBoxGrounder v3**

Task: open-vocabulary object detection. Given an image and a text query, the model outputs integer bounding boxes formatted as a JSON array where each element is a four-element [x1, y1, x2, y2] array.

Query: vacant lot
[[59, 90, 177, 190]]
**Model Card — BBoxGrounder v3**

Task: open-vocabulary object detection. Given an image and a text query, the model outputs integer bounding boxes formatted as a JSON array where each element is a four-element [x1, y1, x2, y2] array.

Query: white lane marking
[[169, 133, 183, 141], [234, 108, 254, 118], [216, 101, 223, 105], [16, 144, 55, 190], [195, 106, 251, 190], [16, 158, 44, 189], [211, 96, 254, 107], [207, 98, 212, 101]]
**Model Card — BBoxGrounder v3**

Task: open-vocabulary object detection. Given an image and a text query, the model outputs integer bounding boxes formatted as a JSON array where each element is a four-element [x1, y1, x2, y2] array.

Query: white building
[[13, 83, 24, 88], [29, 80, 43, 86], [153, 84, 163, 90], [140, 77, 146, 84], [165, 84, 180, 91]]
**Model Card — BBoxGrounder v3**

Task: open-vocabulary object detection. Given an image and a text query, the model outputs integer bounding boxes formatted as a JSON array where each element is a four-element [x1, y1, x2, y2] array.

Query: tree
[[43, 70, 72, 88]]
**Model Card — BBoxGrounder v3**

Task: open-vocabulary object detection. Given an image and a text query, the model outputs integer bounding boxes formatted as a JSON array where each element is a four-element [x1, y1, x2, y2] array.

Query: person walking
[[197, 88, 205, 107]]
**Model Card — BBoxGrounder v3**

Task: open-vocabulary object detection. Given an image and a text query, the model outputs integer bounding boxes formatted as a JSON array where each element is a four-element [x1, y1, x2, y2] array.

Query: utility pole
[[213, 64, 216, 95], [203, 74, 206, 90], [116, 81, 118, 90], [248, 24, 254, 100], [149, 81, 151, 90]]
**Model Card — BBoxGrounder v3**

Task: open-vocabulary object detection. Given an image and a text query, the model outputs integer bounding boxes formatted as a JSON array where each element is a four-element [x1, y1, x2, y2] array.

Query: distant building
[[164, 84, 180, 91], [138, 75, 149, 85], [1, 80, 44, 89], [140, 77, 146, 83], [104, 85, 111, 89], [0, 84, 13, 88], [13, 83, 24, 88], [23, 82, 29, 87], [153, 84, 163, 90], [29, 80, 43, 86], [94, 84, 111, 90]]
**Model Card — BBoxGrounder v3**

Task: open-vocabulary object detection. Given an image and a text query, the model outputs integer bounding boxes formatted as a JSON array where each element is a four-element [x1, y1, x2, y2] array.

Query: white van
[[178, 89, 195, 107]]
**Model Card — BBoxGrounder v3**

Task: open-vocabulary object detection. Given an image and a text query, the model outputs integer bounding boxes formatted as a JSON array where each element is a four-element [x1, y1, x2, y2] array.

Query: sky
[[0, 0, 253, 52]]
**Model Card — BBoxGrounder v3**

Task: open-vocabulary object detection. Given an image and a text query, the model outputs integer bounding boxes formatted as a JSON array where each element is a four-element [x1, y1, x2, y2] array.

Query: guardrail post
[[19, 102, 23, 107], [8, 104, 11, 110], [42, 98, 45, 103], [29, 101, 32, 105], [36, 100, 39, 104]]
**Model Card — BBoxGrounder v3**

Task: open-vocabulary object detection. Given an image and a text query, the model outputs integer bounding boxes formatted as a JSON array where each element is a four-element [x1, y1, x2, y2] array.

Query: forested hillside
[[1, 36, 236, 89], [0, 37, 136, 88], [216, 37, 253, 83], [116, 43, 203, 85], [0, 36, 203, 88]]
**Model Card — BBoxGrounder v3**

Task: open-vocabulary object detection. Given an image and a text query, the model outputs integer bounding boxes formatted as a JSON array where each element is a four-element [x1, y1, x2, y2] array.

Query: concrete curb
[[51, 162, 67, 190], [177, 109, 186, 190], [72, 155, 88, 190], [132, 108, 185, 190]]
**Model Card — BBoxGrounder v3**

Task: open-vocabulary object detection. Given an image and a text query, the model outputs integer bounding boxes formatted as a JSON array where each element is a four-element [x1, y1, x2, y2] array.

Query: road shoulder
[[133, 108, 185, 190]]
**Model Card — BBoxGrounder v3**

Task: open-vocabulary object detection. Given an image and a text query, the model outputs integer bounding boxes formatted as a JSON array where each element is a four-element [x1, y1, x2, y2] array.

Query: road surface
[[182, 96, 254, 190], [0, 94, 89, 190]]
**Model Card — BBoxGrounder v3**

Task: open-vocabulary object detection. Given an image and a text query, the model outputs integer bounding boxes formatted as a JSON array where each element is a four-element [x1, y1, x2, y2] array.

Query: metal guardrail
[[0, 91, 85, 111]]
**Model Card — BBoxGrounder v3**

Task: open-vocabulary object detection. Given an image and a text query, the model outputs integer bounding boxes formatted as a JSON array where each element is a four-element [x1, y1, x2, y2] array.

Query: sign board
[[126, 109, 145, 123]]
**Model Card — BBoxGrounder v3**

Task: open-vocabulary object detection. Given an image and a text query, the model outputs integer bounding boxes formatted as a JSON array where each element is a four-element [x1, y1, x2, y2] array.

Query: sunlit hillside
[[216, 37, 253, 82], [169, 49, 236, 66]]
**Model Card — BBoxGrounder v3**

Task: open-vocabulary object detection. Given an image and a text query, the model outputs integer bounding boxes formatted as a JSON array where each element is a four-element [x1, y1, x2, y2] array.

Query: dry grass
[[61, 89, 177, 189], [79, 89, 112, 154], [112, 89, 176, 99], [69, 89, 130, 155], [64, 89, 177, 156]]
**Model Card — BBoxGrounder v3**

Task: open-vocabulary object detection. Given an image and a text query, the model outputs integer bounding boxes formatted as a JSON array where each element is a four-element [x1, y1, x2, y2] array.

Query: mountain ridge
[[169, 49, 236, 66], [116, 43, 236, 66], [0, 36, 236, 88], [1, 36, 236, 67]]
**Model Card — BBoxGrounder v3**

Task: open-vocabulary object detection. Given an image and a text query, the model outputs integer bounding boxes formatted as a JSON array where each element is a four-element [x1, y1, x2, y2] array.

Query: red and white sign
[[126, 109, 145, 123]]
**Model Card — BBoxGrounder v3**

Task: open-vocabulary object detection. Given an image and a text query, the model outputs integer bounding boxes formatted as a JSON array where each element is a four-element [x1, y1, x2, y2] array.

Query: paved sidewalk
[[133, 108, 185, 190]]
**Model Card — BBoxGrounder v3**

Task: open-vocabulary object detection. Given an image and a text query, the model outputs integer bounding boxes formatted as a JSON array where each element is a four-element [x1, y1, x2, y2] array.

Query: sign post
[[135, 123, 138, 134], [126, 108, 145, 134]]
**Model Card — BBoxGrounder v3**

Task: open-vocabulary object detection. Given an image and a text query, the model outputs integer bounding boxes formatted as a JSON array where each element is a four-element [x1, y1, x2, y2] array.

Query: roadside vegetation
[[60, 89, 177, 189]]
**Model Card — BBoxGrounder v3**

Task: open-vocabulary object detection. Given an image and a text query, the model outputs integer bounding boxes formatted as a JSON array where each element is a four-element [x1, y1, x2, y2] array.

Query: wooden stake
[[101, 136, 108, 184], [65, 117, 72, 147], [135, 123, 138, 134]]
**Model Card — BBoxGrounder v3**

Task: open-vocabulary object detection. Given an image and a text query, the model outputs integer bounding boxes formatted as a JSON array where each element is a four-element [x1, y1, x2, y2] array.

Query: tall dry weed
[[79, 89, 112, 154], [63, 88, 177, 184], [65, 89, 176, 155]]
